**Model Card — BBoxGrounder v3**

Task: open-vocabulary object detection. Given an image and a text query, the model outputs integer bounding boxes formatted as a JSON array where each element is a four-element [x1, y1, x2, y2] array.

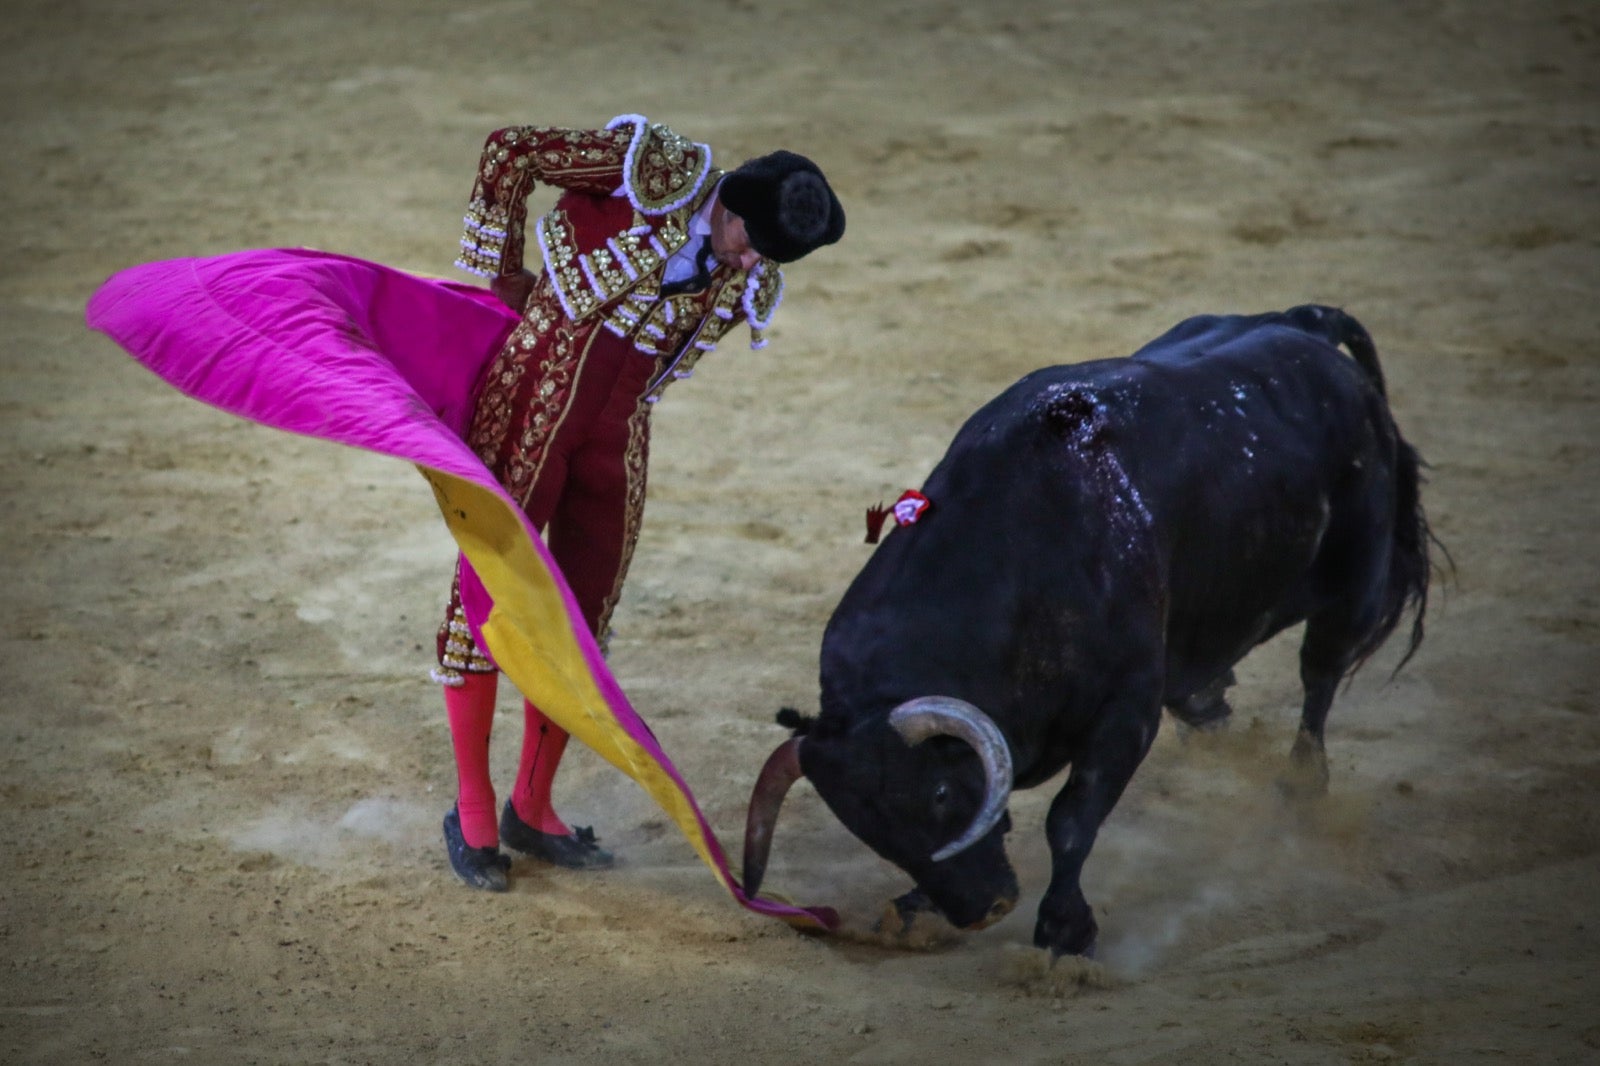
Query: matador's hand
[[491, 269, 536, 314]]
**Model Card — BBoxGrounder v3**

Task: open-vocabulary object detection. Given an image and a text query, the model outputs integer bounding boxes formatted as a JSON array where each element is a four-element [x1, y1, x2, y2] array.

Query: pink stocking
[[444, 671, 500, 847], [511, 701, 572, 836]]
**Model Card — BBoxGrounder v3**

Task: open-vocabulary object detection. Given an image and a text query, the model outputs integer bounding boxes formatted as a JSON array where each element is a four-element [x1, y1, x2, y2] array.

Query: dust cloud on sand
[[4, 1, 1598, 1063]]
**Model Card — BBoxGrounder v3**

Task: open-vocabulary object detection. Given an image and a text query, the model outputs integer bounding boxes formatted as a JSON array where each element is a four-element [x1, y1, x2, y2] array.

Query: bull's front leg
[[1035, 693, 1162, 958]]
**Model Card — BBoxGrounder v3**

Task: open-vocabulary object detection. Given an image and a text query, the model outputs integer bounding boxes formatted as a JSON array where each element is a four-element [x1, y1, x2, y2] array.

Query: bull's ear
[[775, 707, 815, 735]]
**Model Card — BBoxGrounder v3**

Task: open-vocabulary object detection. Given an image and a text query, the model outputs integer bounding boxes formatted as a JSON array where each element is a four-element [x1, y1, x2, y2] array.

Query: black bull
[[743, 305, 1435, 958]]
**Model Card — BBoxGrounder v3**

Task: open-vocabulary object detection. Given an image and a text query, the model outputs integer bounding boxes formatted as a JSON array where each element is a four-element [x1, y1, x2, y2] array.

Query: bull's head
[[743, 696, 1020, 931]]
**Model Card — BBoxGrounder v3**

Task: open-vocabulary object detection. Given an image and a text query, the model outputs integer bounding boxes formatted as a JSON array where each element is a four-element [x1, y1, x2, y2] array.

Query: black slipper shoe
[[500, 800, 615, 869], [443, 807, 511, 891]]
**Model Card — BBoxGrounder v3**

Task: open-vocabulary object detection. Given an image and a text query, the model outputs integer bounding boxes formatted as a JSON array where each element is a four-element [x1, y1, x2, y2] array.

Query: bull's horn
[[888, 696, 1014, 863], [741, 737, 804, 899]]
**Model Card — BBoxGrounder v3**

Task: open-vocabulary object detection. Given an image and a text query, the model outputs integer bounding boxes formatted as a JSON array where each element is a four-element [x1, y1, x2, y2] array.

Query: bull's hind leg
[[1035, 681, 1163, 958], [1285, 615, 1361, 795], [1285, 676, 1336, 796]]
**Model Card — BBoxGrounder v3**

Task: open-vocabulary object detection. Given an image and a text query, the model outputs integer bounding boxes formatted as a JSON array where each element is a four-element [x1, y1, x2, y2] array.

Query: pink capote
[[85, 247, 836, 931]]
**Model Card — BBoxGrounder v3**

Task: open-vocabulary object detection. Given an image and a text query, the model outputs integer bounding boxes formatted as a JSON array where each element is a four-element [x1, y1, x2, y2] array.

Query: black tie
[[661, 241, 715, 296]]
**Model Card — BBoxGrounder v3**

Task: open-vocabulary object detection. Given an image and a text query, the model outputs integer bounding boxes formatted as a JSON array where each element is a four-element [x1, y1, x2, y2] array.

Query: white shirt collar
[[688, 183, 719, 238]]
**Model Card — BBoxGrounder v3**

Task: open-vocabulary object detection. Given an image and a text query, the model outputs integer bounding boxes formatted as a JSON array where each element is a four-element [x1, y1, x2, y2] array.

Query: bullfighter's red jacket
[[436, 114, 785, 682], [454, 113, 784, 365]]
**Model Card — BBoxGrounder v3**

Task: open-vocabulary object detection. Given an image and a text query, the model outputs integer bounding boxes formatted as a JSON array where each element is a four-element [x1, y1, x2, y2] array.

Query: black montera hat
[[719, 151, 845, 263]]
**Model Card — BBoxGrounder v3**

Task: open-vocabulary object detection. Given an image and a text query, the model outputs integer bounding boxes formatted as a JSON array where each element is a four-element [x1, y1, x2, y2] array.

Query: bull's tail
[[1378, 430, 1435, 674], [1290, 305, 1439, 674], [1284, 303, 1386, 398]]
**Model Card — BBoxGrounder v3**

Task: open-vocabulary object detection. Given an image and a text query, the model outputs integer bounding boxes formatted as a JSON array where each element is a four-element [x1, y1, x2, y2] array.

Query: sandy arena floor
[[3, 2, 1598, 1062]]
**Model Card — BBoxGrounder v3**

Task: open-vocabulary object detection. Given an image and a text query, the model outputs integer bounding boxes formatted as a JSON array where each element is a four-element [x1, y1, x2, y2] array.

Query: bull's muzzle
[[970, 894, 1017, 931]]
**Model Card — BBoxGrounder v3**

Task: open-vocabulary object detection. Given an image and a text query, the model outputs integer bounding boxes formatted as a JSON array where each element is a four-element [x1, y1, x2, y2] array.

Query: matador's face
[[710, 198, 762, 272]]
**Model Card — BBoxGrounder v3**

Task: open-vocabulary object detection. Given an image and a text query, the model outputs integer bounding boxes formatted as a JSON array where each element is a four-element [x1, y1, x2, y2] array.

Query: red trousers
[[438, 307, 657, 672]]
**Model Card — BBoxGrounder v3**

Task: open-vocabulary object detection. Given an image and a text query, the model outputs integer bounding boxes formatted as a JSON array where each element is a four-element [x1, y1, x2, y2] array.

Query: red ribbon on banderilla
[[864, 490, 931, 544]]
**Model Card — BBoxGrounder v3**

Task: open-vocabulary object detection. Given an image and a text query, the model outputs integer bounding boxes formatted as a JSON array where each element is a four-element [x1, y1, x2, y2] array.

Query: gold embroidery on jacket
[[512, 126, 631, 187], [593, 395, 653, 639], [465, 285, 587, 511], [624, 122, 711, 214], [457, 125, 633, 277], [539, 208, 693, 323]]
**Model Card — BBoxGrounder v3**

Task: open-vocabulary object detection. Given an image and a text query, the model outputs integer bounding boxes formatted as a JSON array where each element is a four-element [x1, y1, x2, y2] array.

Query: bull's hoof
[[500, 801, 615, 869], [1168, 670, 1237, 733], [998, 942, 1118, 997], [869, 888, 967, 950], [1040, 932, 1097, 961], [443, 807, 511, 892], [1033, 903, 1098, 959], [1279, 732, 1331, 797], [876, 888, 939, 937], [1172, 714, 1231, 746]]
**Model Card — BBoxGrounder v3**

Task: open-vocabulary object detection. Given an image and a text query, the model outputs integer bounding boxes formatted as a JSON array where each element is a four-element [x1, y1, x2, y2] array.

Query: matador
[[435, 113, 846, 891]]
